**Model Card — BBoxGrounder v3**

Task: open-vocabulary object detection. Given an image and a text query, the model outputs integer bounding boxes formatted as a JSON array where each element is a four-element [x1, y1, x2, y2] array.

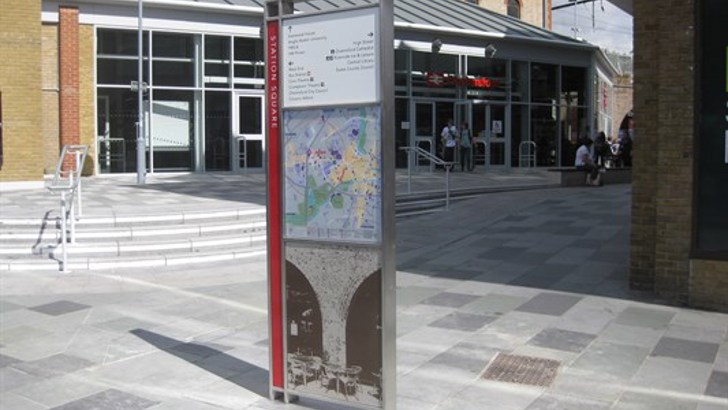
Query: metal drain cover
[[481, 353, 560, 387]]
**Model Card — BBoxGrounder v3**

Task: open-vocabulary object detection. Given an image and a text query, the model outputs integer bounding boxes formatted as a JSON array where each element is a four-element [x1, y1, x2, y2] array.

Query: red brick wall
[[59, 7, 79, 172]]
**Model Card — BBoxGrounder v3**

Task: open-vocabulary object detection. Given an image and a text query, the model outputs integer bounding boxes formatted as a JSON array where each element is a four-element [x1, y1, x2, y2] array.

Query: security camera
[[484, 43, 497, 59]]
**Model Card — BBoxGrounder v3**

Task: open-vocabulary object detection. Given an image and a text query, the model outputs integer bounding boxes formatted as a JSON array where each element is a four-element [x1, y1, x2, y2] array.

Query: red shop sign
[[425, 72, 499, 89]]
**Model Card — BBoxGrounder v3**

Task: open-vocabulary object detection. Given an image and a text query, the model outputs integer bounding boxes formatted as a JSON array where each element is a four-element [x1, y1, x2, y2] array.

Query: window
[[507, 0, 521, 19]]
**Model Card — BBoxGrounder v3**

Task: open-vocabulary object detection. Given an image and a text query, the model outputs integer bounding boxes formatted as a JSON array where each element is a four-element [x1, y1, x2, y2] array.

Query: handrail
[[399, 146, 453, 210], [519, 141, 537, 168], [46, 145, 88, 273]]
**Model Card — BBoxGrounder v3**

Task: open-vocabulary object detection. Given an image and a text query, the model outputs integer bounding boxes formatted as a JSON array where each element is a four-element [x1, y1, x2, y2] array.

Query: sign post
[[265, 1, 395, 409]]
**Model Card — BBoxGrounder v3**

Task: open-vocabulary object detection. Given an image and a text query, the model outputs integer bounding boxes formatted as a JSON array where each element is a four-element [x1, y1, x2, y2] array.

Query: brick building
[[0, 0, 617, 185], [631, 0, 728, 311], [466, 0, 553, 29]]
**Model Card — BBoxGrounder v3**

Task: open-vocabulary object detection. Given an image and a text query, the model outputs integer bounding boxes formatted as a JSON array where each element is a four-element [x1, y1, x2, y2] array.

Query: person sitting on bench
[[575, 137, 602, 186]]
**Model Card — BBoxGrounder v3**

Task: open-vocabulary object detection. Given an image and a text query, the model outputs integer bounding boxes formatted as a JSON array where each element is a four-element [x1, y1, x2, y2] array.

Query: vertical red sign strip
[[266, 20, 283, 389]]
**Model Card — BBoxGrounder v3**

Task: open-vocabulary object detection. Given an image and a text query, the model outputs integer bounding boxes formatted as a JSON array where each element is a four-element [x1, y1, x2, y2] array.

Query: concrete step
[[0, 246, 267, 272], [0, 232, 266, 257], [0, 207, 266, 228], [0, 220, 267, 244]]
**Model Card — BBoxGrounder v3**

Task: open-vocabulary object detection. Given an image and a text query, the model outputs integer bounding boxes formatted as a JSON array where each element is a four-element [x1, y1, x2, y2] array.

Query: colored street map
[[284, 106, 381, 243]]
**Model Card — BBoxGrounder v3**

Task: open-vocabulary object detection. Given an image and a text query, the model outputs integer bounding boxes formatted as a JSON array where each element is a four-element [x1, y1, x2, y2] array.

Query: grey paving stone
[[11, 354, 94, 378], [50, 389, 159, 410], [167, 341, 233, 362], [428, 312, 496, 332], [92, 317, 159, 333], [527, 328, 597, 353], [460, 293, 529, 316], [613, 306, 676, 330], [545, 247, 596, 265], [0, 392, 47, 410], [612, 392, 699, 410], [569, 340, 650, 380], [651, 337, 720, 364], [510, 272, 571, 289], [515, 293, 583, 316], [0, 353, 21, 368], [421, 292, 480, 308], [28, 300, 90, 316], [0, 300, 25, 314], [397, 286, 442, 307], [478, 246, 526, 260], [705, 371, 728, 399], [428, 341, 500, 375], [0, 366, 41, 392], [631, 356, 713, 395], [526, 393, 612, 410]]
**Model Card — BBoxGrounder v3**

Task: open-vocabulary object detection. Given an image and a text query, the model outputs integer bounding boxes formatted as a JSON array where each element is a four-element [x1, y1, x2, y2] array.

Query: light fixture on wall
[[431, 38, 443, 53], [484, 43, 497, 59]]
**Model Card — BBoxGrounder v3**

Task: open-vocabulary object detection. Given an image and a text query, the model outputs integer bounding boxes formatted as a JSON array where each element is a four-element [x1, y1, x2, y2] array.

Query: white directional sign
[[282, 7, 380, 108]]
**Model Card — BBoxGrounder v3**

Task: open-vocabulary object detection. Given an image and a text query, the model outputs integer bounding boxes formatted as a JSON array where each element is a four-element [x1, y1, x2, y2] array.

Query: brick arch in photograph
[[286, 245, 380, 367]]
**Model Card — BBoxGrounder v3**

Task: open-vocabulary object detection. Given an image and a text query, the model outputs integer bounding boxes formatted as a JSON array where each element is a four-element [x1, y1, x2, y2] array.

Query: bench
[[548, 167, 632, 187]]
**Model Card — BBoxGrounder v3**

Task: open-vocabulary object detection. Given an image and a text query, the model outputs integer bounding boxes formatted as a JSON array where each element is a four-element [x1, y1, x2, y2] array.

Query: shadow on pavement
[[130, 328, 268, 398]]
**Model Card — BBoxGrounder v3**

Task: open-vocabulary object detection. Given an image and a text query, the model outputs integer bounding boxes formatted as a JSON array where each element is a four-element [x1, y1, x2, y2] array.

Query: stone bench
[[548, 167, 632, 187]]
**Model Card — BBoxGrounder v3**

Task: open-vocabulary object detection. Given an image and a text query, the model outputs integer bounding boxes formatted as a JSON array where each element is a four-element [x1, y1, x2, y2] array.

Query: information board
[[282, 7, 380, 108], [283, 106, 381, 243]]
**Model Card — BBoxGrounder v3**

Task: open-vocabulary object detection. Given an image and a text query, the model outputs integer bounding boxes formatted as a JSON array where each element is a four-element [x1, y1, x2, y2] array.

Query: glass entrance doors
[[413, 101, 435, 169], [233, 92, 265, 171], [458, 101, 509, 168]]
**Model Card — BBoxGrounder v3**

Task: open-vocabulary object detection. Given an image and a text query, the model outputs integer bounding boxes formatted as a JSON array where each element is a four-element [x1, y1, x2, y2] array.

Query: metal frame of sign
[[265, 1, 395, 409]]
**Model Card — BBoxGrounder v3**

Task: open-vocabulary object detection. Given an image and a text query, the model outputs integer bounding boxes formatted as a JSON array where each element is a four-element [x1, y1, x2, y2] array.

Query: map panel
[[284, 106, 381, 243]]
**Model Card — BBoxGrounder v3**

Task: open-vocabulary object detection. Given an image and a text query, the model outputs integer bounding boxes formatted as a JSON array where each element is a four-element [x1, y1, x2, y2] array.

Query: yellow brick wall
[[79, 24, 96, 175], [473, 0, 547, 28], [42, 24, 60, 173], [690, 260, 728, 311], [0, 0, 44, 182]]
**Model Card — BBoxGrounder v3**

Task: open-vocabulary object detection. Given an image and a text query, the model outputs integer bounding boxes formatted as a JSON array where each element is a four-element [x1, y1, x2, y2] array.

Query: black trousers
[[576, 164, 599, 181], [460, 146, 472, 171]]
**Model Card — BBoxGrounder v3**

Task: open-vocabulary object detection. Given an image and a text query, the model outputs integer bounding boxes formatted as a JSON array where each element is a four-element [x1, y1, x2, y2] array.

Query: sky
[[551, 0, 633, 55]]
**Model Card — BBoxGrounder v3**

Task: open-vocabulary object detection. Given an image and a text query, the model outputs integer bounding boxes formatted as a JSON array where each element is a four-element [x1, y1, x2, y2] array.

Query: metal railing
[[46, 145, 88, 272], [400, 145, 453, 210], [519, 141, 537, 168]]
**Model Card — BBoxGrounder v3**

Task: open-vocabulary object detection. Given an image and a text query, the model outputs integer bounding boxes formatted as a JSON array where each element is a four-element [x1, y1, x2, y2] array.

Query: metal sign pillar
[[265, 1, 395, 408]]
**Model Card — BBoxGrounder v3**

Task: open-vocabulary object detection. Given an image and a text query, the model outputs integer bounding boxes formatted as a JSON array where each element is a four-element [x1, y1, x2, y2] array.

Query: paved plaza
[[1, 173, 727, 409]]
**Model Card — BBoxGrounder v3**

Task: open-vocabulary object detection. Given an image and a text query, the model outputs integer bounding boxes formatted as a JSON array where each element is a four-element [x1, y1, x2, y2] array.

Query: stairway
[[0, 207, 268, 272], [0, 180, 557, 271]]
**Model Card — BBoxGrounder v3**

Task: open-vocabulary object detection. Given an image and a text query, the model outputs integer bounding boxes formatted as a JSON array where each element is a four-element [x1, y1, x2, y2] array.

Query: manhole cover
[[481, 353, 560, 387]]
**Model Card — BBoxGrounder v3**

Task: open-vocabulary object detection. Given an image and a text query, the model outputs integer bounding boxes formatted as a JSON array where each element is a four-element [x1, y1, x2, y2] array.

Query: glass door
[[150, 90, 196, 172], [233, 92, 265, 172], [489, 104, 507, 167], [412, 101, 435, 170], [455, 101, 472, 169]]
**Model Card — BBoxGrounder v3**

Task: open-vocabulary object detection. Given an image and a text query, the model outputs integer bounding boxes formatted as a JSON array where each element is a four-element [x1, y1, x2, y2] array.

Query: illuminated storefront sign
[[425, 72, 499, 89]]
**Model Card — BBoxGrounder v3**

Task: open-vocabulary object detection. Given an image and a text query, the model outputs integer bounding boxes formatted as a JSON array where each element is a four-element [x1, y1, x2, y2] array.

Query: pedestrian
[[593, 131, 609, 167], [440, 119, 458, 171], [459, 122, 474, 172], [575, 137, 601, 186]]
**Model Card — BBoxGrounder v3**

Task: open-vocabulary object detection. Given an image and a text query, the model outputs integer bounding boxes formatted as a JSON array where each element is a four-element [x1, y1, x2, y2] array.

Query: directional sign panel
[[282, 7, 380, 108]]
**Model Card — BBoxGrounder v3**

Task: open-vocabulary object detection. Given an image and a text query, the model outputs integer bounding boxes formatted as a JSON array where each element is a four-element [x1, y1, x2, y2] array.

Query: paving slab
[[2, 181, 727, 410]]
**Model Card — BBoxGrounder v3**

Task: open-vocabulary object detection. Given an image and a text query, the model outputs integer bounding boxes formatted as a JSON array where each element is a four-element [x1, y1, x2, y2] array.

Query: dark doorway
[[345, 270, 382, 387], [285, 261, 323, 358]]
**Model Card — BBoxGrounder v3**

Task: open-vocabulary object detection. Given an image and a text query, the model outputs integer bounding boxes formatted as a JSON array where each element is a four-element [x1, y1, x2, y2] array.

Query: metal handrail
[[400, 146, 453, 210], [46, 145, 88, 272], [519, 141, 537, 168]]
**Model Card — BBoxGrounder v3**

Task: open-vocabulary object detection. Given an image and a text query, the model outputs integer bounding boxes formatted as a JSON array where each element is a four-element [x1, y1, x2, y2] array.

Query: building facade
[[631, 0, 728, 311], [466, 0, 553, 29], [0, 0, 615, 184]]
